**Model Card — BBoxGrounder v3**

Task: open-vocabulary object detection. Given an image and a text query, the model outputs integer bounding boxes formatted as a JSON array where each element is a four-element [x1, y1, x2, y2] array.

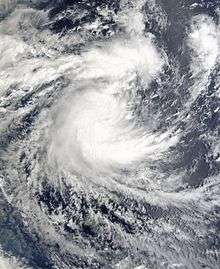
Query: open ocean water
[[0, 0, 220, 268]]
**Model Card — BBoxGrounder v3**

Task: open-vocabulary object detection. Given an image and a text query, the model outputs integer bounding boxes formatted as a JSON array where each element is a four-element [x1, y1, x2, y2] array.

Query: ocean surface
[[0, 0, 220, 268]]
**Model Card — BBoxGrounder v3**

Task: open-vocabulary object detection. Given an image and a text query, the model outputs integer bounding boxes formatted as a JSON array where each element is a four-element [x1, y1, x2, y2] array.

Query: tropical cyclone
[[0, 1, 219, 269]]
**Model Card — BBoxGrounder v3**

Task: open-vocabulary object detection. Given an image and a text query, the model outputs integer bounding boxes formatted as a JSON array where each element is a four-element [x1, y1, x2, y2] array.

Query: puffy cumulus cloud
[[0, 252, 30, 269], [187, 14, 220, 100], [188, 15, 219, 72]]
